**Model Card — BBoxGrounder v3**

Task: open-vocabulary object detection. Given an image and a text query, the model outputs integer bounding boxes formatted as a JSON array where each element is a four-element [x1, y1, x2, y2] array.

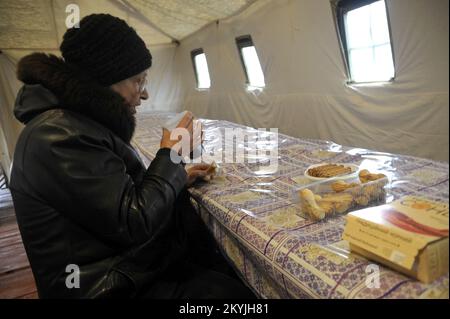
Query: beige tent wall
[[139, 44, 185, 112], [172, 0, 449, 162]]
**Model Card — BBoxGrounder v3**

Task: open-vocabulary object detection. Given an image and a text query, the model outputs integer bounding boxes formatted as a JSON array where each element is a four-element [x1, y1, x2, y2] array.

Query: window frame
[[190, 48, 211, 89], [235, 35, 265, 88], [333, 0, 396, 84]]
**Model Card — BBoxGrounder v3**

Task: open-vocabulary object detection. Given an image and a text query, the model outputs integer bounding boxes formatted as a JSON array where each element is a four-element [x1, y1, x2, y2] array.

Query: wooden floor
[[0, 187, 38, 299]]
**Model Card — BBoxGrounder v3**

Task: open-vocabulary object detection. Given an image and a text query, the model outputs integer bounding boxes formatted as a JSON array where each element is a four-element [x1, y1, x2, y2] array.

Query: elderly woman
[[10, 13, 255, 299]]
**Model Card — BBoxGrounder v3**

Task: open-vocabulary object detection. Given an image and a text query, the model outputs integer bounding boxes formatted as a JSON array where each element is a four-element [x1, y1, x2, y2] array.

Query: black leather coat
[[10, 53, 188, 298]]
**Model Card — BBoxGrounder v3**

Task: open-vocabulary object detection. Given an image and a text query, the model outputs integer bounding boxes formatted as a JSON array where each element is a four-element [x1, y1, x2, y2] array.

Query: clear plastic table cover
[[132, 112, 449, 299]]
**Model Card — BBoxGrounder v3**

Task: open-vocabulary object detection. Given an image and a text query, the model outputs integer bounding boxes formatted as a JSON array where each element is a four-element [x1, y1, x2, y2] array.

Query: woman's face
[[110, 69, 149, 114]]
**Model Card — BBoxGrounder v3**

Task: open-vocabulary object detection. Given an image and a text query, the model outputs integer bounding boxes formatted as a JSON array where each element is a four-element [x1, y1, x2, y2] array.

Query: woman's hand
[[160, 111, 203, 158], [186, 163, 212, 187], [160, 111, 194, 154]]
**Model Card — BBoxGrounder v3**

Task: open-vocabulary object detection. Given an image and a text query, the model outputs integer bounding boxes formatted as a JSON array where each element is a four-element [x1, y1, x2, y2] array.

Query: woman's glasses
[[138, 77, 148, 93]]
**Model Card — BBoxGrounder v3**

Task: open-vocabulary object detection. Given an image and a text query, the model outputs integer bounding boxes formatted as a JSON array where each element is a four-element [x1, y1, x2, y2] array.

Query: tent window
[[335, 0, 395, 83], [191, 48, 211, 89], [235, 35, 265, 89]]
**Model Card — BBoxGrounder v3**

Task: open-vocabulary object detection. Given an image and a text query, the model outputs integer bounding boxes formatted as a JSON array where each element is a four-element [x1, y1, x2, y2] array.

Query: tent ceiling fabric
[[0, 0, 58, 49], [0, 0, 256, 49], [126, 0, 256, 40]]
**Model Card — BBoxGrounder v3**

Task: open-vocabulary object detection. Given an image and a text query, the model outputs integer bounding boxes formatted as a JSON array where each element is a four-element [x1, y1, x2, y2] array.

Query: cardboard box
[[343, 196, 449, 283]]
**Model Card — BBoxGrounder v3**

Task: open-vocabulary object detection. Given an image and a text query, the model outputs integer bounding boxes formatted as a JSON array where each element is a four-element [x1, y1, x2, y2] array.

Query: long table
[[132, 112, 449, 299]]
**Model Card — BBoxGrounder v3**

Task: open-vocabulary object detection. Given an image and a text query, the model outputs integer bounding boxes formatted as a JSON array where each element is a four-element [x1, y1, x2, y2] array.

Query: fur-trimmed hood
[[15, 53, 135, 143]]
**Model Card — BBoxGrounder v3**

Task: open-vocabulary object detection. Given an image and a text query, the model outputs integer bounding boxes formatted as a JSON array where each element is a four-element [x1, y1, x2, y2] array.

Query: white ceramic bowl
[[304, 163, 360, 181]]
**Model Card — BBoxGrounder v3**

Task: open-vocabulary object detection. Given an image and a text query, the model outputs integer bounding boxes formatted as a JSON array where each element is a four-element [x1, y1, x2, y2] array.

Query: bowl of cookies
[[304, 163, 360, 181]]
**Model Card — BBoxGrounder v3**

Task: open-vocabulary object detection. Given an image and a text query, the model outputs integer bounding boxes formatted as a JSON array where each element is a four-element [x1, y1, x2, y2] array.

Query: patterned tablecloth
[[132, 112, 449, 299]]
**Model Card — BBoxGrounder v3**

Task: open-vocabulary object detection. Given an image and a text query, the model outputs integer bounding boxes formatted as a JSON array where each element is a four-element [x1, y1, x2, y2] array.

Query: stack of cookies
[[307, 164, 352, 178]]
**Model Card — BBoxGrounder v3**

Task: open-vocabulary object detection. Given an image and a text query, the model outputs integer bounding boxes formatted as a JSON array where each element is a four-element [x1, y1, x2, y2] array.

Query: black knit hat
[[60, 14, 152, 86]]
